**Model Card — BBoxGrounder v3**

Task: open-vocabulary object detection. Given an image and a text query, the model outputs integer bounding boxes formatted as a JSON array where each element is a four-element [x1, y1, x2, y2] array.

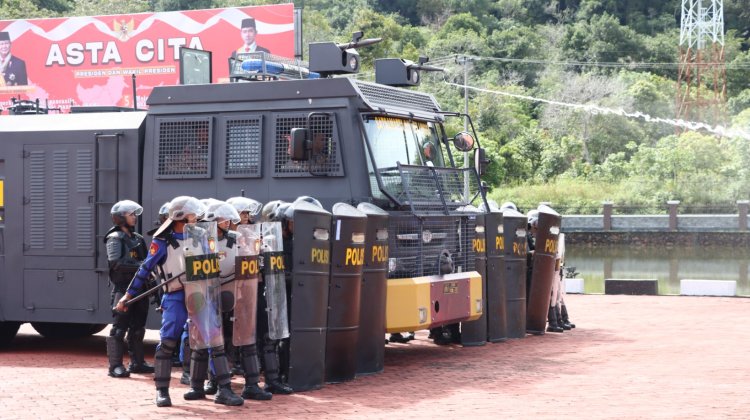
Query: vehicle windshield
[[362, 116, 448, 201], [362, 116, 445, 169]]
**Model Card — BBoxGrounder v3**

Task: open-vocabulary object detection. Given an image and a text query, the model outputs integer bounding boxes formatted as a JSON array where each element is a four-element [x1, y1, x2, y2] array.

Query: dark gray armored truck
[[143, 77, 484, 334], [0, 76, 484, 346]]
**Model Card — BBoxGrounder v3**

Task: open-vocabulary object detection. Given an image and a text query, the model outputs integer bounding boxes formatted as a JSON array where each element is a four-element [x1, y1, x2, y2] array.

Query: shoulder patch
[[149, 242, 160, 256]]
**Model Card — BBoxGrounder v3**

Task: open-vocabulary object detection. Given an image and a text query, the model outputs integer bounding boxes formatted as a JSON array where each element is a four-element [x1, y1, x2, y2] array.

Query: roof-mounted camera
[[375, 56, 444, 87], [309, 31, 382, 77]]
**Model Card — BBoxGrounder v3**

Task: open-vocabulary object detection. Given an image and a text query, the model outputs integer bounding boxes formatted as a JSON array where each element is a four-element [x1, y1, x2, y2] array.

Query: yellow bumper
[[385, 271, 482, 333]]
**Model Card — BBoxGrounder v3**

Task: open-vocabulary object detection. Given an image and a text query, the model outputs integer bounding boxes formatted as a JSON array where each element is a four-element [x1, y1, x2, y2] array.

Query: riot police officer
[[526, 209, 539, 306], [215, 201, 274, 400], [115, 196, 243, 407], [554, 232, 575, 330], [227, 196, 263, 226], [105, 200, 152, 377], [258, 200, 293, 394]]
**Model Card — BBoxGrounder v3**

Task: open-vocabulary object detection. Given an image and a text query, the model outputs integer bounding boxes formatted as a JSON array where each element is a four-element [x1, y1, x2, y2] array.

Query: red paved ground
[[1, 294, 749, 419]]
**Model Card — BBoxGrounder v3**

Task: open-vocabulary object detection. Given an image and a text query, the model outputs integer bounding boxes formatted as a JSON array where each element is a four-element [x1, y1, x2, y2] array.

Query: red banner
[[0, 4, 294, 112]]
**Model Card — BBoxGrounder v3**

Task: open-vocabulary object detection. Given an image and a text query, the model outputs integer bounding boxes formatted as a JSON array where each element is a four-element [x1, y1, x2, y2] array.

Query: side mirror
[[452, 131, 475, 152], [474, 147, 489, 176], [289, 128, 310, 161]]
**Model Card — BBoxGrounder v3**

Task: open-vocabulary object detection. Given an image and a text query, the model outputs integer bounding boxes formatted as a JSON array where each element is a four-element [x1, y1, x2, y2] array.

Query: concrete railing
[[561, 200, 749, 232]]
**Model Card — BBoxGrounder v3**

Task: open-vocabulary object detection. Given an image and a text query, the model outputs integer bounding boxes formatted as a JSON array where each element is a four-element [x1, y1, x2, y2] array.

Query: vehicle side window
[[222, 115, 263, 178], [156, 117, 213, 179], [272, 113, 344, 177]]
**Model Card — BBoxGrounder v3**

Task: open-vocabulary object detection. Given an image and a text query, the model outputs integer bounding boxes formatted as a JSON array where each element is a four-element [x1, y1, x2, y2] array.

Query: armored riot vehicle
[[0, 42, 493, 352]]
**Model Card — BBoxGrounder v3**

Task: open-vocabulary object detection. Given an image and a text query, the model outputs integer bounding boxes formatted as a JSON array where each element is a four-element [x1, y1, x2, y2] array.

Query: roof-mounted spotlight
[[309, 31, 382, 77], [374, 56, 444, 87]]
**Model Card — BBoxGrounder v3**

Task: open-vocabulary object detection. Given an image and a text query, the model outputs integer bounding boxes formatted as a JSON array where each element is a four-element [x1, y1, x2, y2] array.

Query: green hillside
[[7, 0, 750, 213]]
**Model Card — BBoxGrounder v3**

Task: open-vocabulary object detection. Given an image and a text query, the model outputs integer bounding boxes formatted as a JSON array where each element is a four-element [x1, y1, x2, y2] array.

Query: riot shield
[[355, 203, 389, 375], [461, 212, 487, 346], [183, 221, 224, 350], [233, 224, 261, 347], [286, 202, 332, 392], [218, 232, 238, 313], [503, 209, 528, 339], [485, 211, 507, 343], [261, 221, 290, 341], [325, 203, 367, 383], [526, 205, 562, 335]]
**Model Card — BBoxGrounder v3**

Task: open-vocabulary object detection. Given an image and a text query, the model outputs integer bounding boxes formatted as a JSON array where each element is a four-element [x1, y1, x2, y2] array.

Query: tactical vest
[[106, 228, 146, 285], [160, 235, 188, 293], [217, 231, 238, 277]]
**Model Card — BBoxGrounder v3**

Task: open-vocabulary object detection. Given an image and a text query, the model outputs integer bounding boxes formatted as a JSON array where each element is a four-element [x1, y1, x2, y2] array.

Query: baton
[[122, 272, 185, 307]]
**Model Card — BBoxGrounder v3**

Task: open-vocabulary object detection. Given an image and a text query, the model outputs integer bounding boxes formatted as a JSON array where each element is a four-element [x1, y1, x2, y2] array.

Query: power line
[[445, 54, 750, 70]]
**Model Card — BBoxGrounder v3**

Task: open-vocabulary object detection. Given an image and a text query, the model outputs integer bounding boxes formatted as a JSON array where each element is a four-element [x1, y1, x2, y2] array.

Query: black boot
[[204, 377, 218, 395], [546, 307, 564, 333], [215, 384, 244, 406], [106, 333, 130, 378], [180, 336, 191, 385], [153, 339, 177, 407], [242, 382, 272, 400], [184, 382, 206, 400], [156, 387, 172, 407], [556, 306, 571, 330], [240, 344, 271, 400], [561, 304, 576, 329], [265, 378, 293, 395], [188, 348, 211, 398], [262, 340, 293, 394], [180, 369, 191, 385], [127, 328, 155, 373]]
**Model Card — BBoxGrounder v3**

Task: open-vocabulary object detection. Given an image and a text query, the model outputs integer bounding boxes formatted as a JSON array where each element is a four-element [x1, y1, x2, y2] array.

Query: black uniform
[[105, 226, 151, 377], [526, 228, 536, 308]]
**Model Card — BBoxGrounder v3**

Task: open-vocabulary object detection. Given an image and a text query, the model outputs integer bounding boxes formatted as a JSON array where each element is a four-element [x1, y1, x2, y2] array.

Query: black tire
[[31, 322, 107, 339], [0, 321, 21, 348]]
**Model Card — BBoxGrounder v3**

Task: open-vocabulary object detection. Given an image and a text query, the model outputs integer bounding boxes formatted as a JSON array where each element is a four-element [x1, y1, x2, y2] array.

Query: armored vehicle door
[[22, 143, 98, 312]]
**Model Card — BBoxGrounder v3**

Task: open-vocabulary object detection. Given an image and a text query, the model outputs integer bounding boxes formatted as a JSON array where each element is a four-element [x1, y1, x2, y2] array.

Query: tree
[[563, 13, 645, 64]]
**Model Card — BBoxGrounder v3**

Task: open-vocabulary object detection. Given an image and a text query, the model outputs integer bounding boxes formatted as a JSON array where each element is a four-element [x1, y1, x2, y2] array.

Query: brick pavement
[[1, 294, 749, 419]]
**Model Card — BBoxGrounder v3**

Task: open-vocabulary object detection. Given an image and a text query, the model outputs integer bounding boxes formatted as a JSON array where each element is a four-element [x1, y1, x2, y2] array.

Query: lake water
[[565, 245, 750, 296]]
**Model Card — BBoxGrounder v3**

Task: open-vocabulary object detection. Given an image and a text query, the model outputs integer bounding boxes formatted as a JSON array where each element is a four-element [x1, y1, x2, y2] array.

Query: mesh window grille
[[156, 117, 212, 178], [273, 114, 344, 177], [387, 213, 476, 279], [378, 164, 481, 214], [224, 116, 262, 178]]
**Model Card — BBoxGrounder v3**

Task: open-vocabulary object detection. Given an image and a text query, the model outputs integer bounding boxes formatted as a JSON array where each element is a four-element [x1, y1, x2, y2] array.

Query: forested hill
[[6, 0, 750, 213]]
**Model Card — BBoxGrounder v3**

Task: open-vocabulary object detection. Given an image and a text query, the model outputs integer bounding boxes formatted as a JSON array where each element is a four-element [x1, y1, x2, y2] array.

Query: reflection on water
[[566, 245, 749, 296]]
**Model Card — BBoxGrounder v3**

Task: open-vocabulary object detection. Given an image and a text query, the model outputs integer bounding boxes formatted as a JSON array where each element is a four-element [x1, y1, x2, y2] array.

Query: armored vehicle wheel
[[0, 322, 22, 348], [31, 322, 107, 339]]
